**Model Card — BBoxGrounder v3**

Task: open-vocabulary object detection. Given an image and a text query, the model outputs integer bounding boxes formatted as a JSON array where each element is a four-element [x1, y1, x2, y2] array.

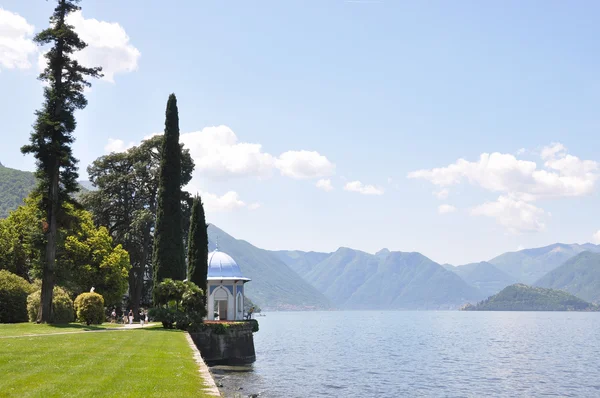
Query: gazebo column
[[207, 286, 214, 320]]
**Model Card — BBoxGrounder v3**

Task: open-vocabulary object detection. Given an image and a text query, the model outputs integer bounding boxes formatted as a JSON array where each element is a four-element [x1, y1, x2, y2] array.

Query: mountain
[[463, 283, 598, 311], [0, 162, 91, 219], [0, 163, 36, 219], [279, 247, 481, 309], [535, 252, 600, 304], [272, 250, 330, 278], [450, 261, 517, 298], [489, 243, 600, 284], [207, 225, 332, 311]]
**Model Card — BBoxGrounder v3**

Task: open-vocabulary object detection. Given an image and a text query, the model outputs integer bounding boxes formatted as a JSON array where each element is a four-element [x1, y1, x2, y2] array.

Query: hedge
[[74, 292, 105, 325], [0, 270, 34, 323], [27, 286, 74, 323]]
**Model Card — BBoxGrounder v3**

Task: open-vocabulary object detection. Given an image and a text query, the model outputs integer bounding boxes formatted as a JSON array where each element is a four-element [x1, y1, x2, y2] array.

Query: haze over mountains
[[2, 163, 600, 310]]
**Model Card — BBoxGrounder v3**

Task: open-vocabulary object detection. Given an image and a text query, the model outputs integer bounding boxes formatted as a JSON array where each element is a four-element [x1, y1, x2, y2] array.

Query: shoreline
[[184, 332, 222, 397]]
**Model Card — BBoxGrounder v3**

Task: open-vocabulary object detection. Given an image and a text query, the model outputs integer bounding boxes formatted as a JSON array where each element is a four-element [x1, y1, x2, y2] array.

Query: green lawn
[[0, 325, 214, 397], [0, 322, 125, 338]]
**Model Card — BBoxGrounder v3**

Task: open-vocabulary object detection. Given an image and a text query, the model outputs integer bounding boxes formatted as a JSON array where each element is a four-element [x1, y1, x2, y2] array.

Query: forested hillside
[[0, 163, 36, 219]]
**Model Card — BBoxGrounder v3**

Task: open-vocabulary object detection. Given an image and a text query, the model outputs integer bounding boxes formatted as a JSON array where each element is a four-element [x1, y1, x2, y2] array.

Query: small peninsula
[[461, 284, 599, 311]]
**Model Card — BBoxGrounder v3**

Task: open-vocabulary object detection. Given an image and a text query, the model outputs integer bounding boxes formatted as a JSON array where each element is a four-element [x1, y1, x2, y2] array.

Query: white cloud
[[516, 148, 526, 155], [409, 143, 598, 232], [593, 231, 600, 244], [0, 8, 36, 70], [180, 126, 275, 179], [275, 150, 335, 179], [438, 204, 456, 214], [35, 11, 140, 82], [434, 189, 449, 200], [178, 125, 334, 181], [316, 178, 334, 192], [248, 203, 261, 211], [201, 191, 247, 212], [517, 245, 525, 251], [104, 138, 135, 153], [471, 195, 547, 233], [344, 181, 384, 195]]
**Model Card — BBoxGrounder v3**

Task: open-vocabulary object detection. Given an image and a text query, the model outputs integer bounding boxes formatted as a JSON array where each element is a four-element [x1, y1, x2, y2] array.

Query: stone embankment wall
[[189, 321, 257, 366]]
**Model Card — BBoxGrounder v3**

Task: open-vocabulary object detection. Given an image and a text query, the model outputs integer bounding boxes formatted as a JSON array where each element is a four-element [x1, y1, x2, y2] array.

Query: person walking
[[144, 311, 149, 325], [110, 308, 116, 324], [128, 309, 133, 325], [139, 309, 145, 327]]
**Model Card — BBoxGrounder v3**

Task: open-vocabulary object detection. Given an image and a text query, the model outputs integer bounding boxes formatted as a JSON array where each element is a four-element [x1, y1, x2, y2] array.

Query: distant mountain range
[[3, 163, 600, 310], [535, 251, 600, 304], [488, 243, 600, 284]]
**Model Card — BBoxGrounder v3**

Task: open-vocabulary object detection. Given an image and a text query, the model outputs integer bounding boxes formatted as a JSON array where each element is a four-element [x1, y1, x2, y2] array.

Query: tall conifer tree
[[21, 0, 102, 322], [152, 94, 186, 293], [187, 195, 209, 292]]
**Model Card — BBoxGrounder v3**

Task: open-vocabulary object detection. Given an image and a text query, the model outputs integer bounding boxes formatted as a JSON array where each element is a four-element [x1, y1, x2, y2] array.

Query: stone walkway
[[0, 323, 155, 339]]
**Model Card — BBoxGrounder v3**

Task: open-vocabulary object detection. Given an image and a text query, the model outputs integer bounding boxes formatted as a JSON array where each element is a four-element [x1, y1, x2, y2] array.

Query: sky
[[1, 0, 600, 265]]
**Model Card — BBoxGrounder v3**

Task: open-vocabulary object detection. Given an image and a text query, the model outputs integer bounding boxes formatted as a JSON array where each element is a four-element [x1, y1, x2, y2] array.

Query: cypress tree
[[187, 195, 209, 292], [21, 0, 102, 322], [152, 94, 186, 291]]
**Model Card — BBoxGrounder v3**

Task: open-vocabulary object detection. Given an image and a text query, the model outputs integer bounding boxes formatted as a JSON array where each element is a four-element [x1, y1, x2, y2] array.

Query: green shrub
[[0, 270, 34, 323], [27, 286, 74, 323], [74, 292, 104, 325]]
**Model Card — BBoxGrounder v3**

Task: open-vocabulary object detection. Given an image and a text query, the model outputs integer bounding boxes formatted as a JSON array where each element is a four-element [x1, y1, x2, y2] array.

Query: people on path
[[110, 308, 116, 324], [128, 309, 133, 325], [144, 311, 149, 325], [139, 309, 145, 327]]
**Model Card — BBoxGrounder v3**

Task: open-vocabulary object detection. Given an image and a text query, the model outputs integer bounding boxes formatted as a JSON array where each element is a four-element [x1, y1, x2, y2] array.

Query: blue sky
[[1, 0, 600, 264]]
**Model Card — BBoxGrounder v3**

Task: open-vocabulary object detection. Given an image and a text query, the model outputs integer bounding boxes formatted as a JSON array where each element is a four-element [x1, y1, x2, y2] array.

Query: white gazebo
[[206, 249, 251, 321]]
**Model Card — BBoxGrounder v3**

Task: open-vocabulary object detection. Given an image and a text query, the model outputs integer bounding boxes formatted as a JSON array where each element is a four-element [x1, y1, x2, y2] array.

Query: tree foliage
[[0, 270, 35, 323], [28, 286, 74, 323], [187, 195, 208, 291], [153, 94, 186, 286], [83, 134, 194, 315], [20, 0, 102, 322], [74, 292, 105, 325], [0, 195, 130, 307]]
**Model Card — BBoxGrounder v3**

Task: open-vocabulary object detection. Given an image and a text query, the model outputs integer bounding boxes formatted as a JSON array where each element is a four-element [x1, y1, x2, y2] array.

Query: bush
[[27, 286, 74, 323], [74, 292, 105, 325], [0, 270, 34, 323]]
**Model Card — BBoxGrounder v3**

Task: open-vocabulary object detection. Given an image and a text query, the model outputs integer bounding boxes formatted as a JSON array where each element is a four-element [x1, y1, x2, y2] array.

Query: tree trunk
[[38, 165, 59, 323]]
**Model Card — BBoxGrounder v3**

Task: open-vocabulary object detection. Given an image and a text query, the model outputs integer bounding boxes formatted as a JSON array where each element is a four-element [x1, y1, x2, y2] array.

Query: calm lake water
[[211, 311, 600, 398]]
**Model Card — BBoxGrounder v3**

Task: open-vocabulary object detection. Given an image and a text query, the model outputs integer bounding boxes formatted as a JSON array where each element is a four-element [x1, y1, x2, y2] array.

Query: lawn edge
[[185, 332, 222, 397]]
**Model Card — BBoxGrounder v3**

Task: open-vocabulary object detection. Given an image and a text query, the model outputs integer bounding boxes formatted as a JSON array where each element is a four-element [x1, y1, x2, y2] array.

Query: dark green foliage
[[152, 279, 206, 329], [153, 94, 186, 289], [27, 286, 74, 323], [0, 164, 37, 219], [20, 0, 102, 323], [0, 270, 34, 323], [463, 283, 599, 311], [74, 292, 105, 325], [535, 251, 600, 303], [187, 195, 208, 291], [83, 135, 194, 317]]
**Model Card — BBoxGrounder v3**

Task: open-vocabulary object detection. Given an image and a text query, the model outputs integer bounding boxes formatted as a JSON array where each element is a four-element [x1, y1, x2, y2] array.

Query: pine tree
[[187, 195, 209, 292], [21, 0, 102, 322], [152, 94, 186, 293]]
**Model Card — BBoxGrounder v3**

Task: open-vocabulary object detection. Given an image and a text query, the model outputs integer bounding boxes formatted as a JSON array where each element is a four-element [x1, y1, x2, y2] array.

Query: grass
[[0, 322, 125, 337], [0, 325, 213, 397]]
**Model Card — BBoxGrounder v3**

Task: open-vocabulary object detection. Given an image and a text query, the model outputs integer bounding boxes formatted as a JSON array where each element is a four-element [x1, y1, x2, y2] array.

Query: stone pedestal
[[189, 321, 257, 366]]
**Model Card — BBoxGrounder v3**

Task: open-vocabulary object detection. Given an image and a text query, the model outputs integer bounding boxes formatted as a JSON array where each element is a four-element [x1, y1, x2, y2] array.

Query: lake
[[211, 311, 600, 397]]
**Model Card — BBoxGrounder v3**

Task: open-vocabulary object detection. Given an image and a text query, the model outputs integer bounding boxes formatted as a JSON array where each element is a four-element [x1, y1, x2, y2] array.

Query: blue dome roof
[[207, 250, 250, 281]]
